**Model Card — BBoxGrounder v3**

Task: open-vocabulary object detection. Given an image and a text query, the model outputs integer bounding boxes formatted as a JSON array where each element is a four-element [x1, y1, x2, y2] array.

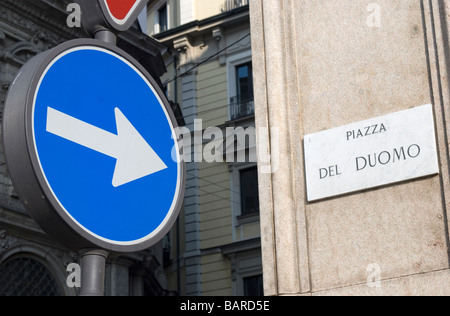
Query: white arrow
[[46, 107, 168, 187]]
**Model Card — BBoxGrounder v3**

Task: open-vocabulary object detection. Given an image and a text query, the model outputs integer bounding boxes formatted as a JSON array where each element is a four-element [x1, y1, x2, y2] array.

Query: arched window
[[0, 256, 64, 296]]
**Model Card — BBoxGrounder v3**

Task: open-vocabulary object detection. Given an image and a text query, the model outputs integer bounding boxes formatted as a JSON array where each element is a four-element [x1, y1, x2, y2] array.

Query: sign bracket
[[95, 28, 117, 45]]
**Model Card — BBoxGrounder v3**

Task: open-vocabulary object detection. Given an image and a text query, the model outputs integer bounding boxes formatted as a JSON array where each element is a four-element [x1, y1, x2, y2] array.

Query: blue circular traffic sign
[[3, 39, 185, 252]]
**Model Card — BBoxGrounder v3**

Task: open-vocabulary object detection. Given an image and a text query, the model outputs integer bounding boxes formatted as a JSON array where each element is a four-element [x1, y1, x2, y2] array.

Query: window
[[158, 4, 168, 33], [244, 275, 264, 296], [240, 167, 259, 216], [222, 243, 263, 296], [0, 257, 64, 296], [236, 62, 253, 104], [230, 62, 254, 120]]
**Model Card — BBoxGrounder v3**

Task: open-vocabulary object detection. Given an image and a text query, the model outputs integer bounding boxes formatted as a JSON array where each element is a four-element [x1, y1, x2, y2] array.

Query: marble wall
[[250, 0, 450, 296]]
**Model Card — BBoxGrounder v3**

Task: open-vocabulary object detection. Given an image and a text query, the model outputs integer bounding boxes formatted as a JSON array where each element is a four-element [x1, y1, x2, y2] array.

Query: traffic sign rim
[[3, 49, 91, 251], [23, 39, 185, 253]]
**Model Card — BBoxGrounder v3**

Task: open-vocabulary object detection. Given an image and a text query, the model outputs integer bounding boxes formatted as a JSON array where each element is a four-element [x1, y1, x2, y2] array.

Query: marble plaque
[[304, 104, 439, 202]]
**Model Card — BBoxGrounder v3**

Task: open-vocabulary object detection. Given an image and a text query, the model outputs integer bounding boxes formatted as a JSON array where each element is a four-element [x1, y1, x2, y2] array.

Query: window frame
[[158, 4, 168, 33], [235, 62, 254, 105], [152, 0, 170, 34], [239, 166, 259, 217], [226, 50, 252, 121], [243, 274, 264, 297], [230, 161, 260, 230]]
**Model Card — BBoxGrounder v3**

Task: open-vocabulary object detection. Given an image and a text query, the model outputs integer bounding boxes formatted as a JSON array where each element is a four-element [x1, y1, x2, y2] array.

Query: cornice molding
[[1, 0, 85, 44]]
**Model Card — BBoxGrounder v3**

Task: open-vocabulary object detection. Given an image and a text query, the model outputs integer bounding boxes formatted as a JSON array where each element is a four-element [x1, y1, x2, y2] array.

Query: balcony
[[221, 0, 249, 13], [230, 96, 254, 121]]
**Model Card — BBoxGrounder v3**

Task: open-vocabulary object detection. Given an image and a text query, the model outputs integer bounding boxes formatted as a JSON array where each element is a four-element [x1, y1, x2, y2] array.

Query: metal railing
[[221, 0, 249, 12], [230, 96, 254, 121]]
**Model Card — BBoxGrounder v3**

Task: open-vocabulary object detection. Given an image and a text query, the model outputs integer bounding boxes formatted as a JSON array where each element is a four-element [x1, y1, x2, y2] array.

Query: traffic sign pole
[[73, 1, 146, 295], [79, 249, 109, 296], [77, 2, 118, 294], [77, 21, 117, 296]]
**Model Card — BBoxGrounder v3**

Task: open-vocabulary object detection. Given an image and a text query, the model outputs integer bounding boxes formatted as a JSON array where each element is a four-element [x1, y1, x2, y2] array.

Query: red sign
[[104, 0, 139, 21], [99, 0, 147, 30], [75, 0, 148, 33]]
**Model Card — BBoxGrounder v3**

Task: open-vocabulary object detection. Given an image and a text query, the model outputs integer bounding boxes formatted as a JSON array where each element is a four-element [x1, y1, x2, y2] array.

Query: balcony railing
[[221, 0, 249, 13], [230, 96, 254, 121]]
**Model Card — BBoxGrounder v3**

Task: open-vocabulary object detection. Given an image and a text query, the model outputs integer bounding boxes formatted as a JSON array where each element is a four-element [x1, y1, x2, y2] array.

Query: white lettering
[[224, 301, 270, 311], [367, 3, 381, 28], [66, 263, 81, 288], [66, 3, 81, 28], [180, 300, 214, 314], [171, 120, 280, 173]]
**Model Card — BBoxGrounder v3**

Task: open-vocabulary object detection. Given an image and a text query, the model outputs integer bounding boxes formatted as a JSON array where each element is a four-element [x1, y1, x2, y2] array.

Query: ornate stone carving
[[173, 36, 195, 68], [0, 230, 15, 255], [0, 0, 83, 48]]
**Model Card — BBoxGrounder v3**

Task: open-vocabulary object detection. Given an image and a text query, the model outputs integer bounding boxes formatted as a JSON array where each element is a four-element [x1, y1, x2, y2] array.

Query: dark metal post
[[79, 249, 109, 296], [95, 28, 117, 45]]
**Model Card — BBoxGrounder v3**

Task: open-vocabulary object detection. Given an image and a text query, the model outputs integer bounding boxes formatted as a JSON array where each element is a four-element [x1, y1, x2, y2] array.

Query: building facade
[[147, 0, 263, 296], [251, 0, 450, 296], [0, 0, 174, 296]]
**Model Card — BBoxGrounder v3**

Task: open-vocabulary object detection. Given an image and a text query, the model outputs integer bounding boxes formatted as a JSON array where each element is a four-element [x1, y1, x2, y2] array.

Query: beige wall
[[251, 0, 450, 296], [147, 0, 230, 35], [199, 161, 233, 250], [196, 0, 224, 21], [201, 253, 232, 296], [154, 6, 254, 293], [197, 61, 229, 128]]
